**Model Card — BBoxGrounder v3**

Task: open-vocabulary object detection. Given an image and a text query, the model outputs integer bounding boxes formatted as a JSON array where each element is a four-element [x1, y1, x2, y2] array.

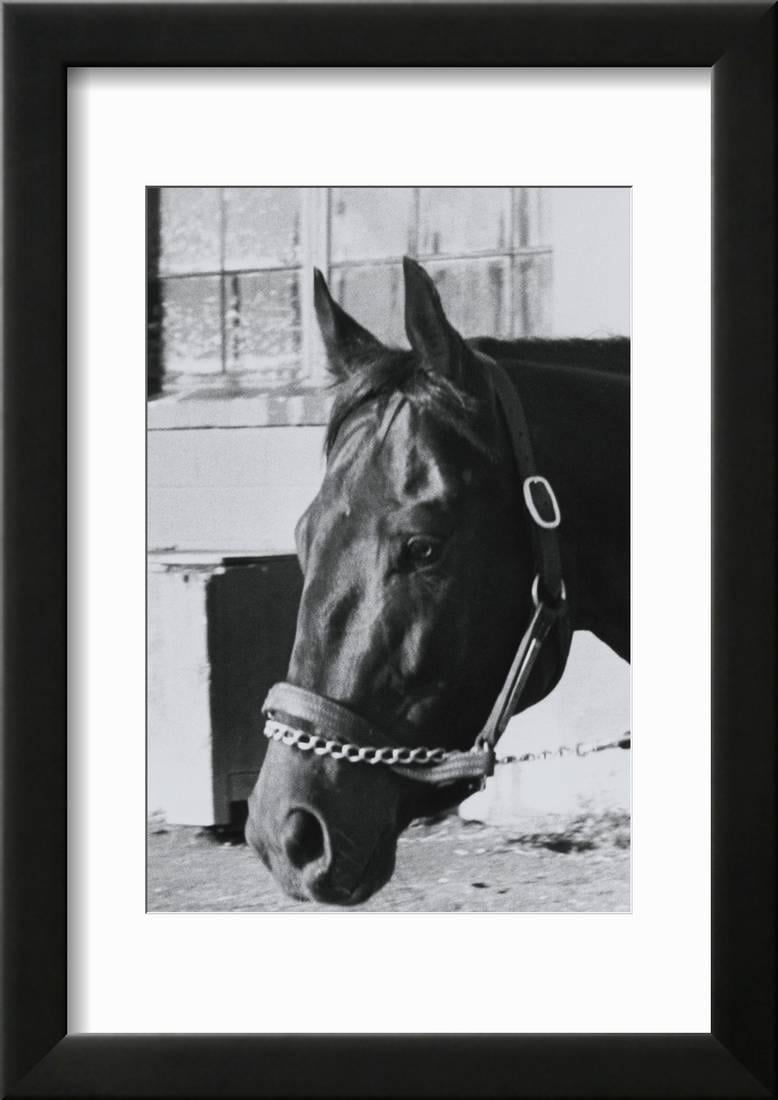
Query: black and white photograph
[[147, 186, 630, 912]]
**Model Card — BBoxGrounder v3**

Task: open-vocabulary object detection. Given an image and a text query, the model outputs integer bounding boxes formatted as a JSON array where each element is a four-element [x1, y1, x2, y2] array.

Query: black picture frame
[[3, 4, 775, 1096]]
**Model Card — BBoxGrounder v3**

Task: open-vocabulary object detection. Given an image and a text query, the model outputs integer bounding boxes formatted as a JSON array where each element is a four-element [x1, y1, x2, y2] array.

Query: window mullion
[[300, 187, 330, 385]]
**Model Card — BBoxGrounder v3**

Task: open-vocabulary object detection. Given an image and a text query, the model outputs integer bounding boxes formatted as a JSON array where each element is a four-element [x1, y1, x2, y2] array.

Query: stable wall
[[148, 426, 324, 556]]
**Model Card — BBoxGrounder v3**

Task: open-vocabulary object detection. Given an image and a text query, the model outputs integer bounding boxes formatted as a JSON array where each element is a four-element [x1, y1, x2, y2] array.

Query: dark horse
[[246, 258, 629, 905]]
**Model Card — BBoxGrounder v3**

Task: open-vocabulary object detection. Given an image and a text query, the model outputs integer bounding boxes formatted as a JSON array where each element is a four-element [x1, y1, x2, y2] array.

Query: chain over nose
[[281, 808, 327, 872]]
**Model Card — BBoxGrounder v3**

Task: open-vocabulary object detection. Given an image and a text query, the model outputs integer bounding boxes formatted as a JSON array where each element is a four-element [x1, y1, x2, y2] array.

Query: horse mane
[[471, 336, 630, 374], [325, 347, 488, 459], [325, 336, 631, 459]]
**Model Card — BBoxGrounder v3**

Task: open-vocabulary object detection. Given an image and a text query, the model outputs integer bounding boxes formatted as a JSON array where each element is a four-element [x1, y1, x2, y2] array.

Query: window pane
[[426, 258, 510, 338], [418, 188, 511, 257], [330, 264, 406, 347], [159, 188, 221, 275], [513, 253, 553, 336], [160, 276, 223, 379], [223, 188, 302, 271], [230, 270, 303, 381], [330, 188, 415, 263]]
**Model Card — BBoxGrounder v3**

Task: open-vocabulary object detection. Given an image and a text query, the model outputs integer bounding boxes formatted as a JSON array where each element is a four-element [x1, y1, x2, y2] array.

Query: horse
[[246, 257, 629, 905]]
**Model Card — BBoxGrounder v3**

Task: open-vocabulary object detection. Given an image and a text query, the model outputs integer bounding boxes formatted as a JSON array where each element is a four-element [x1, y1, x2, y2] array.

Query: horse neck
[[503, 353, 630, 661]]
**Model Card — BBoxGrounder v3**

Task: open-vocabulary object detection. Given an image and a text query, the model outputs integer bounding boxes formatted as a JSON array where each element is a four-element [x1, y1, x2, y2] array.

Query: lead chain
[[263, 718, 450, 767], [496, 733, 631, 765], [264, 718, 630, 771]]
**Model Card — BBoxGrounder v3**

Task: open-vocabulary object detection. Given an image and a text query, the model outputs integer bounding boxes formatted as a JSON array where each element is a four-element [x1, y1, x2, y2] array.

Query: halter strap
[[475, 584, 566, 754], [473, 358, 572, 752], [264, 682, 401, 748], [488, 359, 565, 605]]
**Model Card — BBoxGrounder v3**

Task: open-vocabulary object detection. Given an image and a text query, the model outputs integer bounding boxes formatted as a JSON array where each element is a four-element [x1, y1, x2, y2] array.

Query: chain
[[264, 717, 630, 771], [496, 733, 631, 766], [263, 718, 451, 767]]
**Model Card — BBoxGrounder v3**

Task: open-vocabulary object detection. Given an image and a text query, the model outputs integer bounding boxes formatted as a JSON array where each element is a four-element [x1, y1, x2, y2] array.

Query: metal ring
[[531, 574, 567, 608]]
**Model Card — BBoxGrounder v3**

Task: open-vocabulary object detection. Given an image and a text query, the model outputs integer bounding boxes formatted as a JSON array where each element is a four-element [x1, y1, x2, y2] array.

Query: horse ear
[[314, 268, 383, 379], [403, 257, 463, 380]]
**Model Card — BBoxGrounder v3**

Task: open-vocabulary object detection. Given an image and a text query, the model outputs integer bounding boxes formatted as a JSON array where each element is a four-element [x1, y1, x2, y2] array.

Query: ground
[[147, 807, 630, 913]]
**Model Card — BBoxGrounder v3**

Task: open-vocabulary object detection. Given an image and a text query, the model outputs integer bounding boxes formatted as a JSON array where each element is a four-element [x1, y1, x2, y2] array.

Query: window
[[147, 187, 551, 426]]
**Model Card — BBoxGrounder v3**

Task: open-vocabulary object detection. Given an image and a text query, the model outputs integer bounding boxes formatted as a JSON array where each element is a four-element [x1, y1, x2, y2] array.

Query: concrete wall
[[148, 425, 325, 556], [148, 566, 217, 823]]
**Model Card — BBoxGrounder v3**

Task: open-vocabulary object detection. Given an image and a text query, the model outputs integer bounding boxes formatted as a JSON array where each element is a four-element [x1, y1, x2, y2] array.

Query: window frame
[[148, 186, 552, 430]]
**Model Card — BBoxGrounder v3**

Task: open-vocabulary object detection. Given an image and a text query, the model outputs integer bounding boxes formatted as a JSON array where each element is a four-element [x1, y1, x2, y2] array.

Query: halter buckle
[[523, 475, 561, 529]]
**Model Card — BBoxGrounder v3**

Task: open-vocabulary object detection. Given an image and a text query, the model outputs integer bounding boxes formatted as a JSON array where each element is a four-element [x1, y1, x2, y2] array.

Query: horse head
[[246, 258, 568, 905]]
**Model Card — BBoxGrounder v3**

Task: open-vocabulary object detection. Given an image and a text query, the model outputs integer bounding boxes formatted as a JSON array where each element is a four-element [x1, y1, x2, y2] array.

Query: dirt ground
[[148, 807, 630, 914]]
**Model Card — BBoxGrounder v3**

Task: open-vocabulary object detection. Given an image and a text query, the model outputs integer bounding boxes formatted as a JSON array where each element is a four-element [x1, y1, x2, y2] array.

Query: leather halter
[[262, 358, 571, 790]]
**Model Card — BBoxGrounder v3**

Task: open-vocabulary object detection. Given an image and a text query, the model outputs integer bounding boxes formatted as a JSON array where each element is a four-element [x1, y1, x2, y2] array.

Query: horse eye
[[404, 535, 442, 568]]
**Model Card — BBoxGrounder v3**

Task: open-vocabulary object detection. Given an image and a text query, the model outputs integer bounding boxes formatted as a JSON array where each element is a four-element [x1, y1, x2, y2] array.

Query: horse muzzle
[[245, 744, 400, 906]]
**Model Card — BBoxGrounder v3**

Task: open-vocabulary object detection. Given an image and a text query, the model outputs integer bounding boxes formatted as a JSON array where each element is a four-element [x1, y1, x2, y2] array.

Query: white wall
[[551, 187, 631, 337], [148, 426, 325, 555], [148, 568, 216, 823]]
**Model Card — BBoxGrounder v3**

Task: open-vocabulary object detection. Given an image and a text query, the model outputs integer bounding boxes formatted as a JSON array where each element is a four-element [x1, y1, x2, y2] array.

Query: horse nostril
[[282, 808, 326, 870]]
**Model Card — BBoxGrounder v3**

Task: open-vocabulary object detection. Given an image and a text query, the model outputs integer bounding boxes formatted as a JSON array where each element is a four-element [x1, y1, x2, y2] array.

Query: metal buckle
[[523, 475, 561, 529]]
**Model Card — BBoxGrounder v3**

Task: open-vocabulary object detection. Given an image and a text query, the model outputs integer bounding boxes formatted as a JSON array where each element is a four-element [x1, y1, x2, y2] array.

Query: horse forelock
[[324, 347, 498, 464]]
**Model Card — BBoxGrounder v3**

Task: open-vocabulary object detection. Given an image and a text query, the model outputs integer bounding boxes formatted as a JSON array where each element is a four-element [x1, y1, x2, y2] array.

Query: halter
[[261, 358, 571, 790]]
